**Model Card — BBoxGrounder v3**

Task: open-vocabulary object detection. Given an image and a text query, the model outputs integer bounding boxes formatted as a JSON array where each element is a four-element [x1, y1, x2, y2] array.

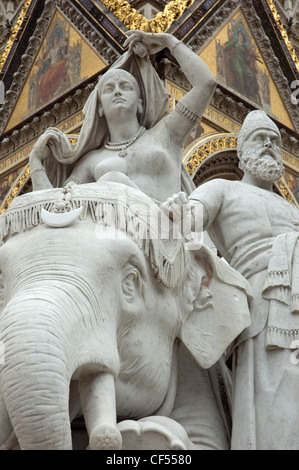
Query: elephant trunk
[[0, 296, 77, 450], [0, 278, 121, 450], [0, 290, 84, 450], [0, 265, 119, 450], [1, 358, 71, 449]]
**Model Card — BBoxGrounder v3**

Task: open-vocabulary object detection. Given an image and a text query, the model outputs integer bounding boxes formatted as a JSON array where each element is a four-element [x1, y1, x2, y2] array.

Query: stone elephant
[[0, 174, 251, 450]]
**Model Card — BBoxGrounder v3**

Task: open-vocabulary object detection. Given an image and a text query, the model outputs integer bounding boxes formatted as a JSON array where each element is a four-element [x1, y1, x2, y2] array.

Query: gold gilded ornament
[[0, 1, 32, 73], [266, 0, 299, 72], [101, 0, 196, 33], [185, 136, 238, 176]]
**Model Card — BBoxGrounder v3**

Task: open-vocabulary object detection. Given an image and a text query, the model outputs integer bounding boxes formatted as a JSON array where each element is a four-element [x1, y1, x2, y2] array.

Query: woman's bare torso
[[79, 125, 183, 201]]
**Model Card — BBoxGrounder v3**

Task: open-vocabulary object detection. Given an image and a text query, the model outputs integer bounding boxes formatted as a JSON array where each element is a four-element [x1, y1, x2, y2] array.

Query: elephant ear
[[178, 246, 252, 369]]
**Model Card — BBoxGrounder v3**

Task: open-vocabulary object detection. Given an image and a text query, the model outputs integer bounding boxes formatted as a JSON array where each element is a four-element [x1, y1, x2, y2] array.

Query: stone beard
[[239, 147, 285, 182]]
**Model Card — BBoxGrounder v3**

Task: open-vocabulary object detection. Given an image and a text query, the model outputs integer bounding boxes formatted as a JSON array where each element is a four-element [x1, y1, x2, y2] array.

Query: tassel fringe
[[263, 269, 290, 289], [267, 326, 299, 349], [0, 191, 187, 289]]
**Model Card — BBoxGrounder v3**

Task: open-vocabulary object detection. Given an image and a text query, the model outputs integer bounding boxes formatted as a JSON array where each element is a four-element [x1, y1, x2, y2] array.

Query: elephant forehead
[[0, 227, 150, 302], [1, 220, 143, 262]]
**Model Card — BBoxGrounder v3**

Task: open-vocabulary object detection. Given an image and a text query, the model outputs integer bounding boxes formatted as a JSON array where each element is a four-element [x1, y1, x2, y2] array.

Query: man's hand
[[160, 191, 189, 220], [160, 192, 195, 241], [160, 192, 204, 250]]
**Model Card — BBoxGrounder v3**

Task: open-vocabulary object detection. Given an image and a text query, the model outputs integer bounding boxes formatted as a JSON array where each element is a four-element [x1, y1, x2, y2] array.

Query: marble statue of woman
[[29, 30, 216, 202]]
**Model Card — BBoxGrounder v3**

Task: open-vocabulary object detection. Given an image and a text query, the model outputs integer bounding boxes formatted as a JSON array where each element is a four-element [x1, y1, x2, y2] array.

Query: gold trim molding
[[101, 0, 196, 32], [0, 0, 32, 73], [184, 134, 238, 175], [266, 0, 299, 72], [277, 177, 298, 206], [0, 165, 30, 214]]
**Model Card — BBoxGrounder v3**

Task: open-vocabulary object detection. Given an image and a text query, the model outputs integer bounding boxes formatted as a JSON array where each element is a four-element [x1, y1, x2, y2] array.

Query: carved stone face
[[239, 128, 284, 181], [98, 70, 141, 119]]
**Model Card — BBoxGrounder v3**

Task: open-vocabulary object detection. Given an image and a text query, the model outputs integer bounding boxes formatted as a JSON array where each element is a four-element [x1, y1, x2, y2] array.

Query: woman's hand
[[30, 129, 61, 163], [124, 30, 178, 57], [29, 129, 61, 190], [30, 134, 52, 163]]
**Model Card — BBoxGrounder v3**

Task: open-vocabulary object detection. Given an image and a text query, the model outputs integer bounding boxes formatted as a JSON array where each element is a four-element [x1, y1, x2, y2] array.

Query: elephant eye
[[123, 268, 139, 291], [122, 267, 144, 300], [127, 271, 138, 282]]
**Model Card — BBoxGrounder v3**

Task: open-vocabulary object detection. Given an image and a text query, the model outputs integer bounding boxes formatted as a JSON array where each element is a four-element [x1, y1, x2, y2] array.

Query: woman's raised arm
[[125, 31, 217, 147]]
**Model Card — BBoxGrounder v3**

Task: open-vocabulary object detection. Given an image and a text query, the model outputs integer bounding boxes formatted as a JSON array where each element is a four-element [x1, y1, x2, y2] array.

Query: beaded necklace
[[104, 126, 146, 157]]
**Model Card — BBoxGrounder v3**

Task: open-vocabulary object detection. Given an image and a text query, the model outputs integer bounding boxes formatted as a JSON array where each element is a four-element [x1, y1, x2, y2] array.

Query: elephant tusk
[[41, 206, 83, 228], [79, 372, 122, 451]]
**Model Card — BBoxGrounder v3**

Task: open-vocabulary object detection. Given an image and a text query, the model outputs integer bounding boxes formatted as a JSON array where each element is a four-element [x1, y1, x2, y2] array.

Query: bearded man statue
[[162, 110, 299, 450]]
